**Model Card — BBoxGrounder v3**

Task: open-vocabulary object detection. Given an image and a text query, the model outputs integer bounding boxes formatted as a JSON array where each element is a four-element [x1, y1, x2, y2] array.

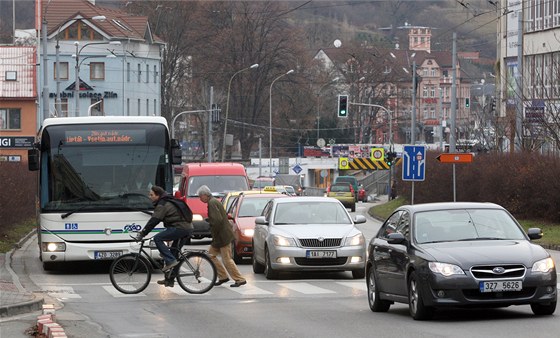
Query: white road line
[[277, 282, 336, 294], [225, 283, 273, 295], [102, 285, 146, 298], [337, 281, 368, 292], [41, 286, 82, 299]]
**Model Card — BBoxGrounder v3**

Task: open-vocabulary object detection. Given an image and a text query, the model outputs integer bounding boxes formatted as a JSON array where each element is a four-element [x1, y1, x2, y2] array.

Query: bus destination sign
[[65, 130, 146, 144]]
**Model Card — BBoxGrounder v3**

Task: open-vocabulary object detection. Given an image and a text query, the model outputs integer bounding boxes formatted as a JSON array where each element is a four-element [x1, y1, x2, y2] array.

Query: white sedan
[[252, 196, 367, 279]]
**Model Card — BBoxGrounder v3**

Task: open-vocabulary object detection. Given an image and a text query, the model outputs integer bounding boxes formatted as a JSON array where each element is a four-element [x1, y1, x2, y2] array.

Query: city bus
[[28, 116, 182, 270]]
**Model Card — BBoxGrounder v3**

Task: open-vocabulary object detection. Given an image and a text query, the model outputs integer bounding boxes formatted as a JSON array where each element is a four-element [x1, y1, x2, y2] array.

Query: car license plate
[[94, 251, 122, 259], [479, 280, 522, 293], [306, 250, 337, 258]]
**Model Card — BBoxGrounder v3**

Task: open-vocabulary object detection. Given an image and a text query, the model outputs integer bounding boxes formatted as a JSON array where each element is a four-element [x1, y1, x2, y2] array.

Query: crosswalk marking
[[41, 286, 82, 299], [225, 283, 273, 295], [277, 282, 336, 294], [337, 281, 368, 292], [101, 285, 146, 298]]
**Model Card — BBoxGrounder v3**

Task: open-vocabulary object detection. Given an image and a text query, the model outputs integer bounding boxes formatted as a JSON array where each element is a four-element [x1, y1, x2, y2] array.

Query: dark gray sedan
[[366, 202, 557, 320]]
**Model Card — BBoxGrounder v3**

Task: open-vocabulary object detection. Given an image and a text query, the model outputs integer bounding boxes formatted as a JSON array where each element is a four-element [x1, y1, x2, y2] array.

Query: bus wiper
[[61, 205, 95, 219], [116, 206, 153, 216]]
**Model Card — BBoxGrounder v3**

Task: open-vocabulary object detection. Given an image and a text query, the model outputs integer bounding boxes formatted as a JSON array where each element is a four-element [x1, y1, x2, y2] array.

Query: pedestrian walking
[[197, 185, 247, 287]]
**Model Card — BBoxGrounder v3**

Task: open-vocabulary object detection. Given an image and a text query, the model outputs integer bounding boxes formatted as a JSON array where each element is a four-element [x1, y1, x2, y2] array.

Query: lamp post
[[55, 16, 106, 116], [221, 63, 259, 162], [74, 40, 121, 116], [269, 69, 294, 175]]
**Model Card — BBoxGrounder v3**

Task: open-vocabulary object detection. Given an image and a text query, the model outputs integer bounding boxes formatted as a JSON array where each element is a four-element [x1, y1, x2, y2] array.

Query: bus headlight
[[43, 242, 66, 252]]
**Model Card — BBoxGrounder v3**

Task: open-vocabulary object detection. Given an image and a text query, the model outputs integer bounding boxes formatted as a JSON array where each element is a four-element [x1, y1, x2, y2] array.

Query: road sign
[[339, 157, 350, 170], [292, 164, 302, 174], [402, 145, 426, 181], [370, 147, 384, 161], [436, 153, 473, 163]]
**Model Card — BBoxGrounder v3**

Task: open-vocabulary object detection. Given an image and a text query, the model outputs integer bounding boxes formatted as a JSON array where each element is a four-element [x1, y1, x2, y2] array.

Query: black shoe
[[214, 278, 230, 286], [157, 279, 174, 287], [230, 280, 247, 288]]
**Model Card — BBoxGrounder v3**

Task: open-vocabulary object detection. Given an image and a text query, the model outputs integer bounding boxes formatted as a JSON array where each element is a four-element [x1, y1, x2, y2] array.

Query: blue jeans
[[153, 227, 192, 265]]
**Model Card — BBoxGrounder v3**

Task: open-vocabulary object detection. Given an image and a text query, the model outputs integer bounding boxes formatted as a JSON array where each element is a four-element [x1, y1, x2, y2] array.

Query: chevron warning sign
[[339, 157, 402, 170]]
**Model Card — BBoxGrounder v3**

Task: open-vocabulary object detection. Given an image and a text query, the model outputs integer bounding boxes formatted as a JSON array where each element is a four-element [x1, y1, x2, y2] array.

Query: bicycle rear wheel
[[110, 253, 152, 294], [176, 252, 217, 294]]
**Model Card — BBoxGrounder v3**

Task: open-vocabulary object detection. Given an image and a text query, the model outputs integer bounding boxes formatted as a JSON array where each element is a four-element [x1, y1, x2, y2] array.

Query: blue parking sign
[[402, 145, 426, 181]]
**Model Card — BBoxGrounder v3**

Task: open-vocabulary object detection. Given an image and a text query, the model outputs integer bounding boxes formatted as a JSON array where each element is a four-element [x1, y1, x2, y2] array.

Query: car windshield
[[414, 208, 527, 244], [238, 197, 275, 217], [330, 184, 350, 192], [273, 201, 352, 225]]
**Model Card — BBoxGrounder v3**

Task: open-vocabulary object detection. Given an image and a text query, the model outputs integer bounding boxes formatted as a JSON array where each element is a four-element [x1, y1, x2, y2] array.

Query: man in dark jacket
[[197, 185, 246, 287], [136, 185, 193, 286]]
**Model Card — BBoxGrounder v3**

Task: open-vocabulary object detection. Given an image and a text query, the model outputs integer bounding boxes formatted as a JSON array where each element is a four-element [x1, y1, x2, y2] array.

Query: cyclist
[[135, 185, 193, 287]]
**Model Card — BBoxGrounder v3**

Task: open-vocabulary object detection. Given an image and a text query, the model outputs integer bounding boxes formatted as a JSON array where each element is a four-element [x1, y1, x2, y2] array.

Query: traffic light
[[465, 98, 470, 108], [491, 98, 496, 112], [385, 151, 396, 166], [338, 95, 348, 118]]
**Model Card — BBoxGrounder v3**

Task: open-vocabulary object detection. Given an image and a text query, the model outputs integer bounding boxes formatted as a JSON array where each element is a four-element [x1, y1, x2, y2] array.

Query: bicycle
[[109, 235, 217, 294]]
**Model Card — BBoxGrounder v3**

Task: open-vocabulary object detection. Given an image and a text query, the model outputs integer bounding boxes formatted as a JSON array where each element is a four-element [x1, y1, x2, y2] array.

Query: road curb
[[0, 294, 44, 317]]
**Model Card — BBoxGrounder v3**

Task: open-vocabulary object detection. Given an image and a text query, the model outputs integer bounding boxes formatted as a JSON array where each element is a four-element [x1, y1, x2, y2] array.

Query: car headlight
[[532, 257, 555, 273], [272, 235, 296, 247], [345, 233, 364, 246], [428, 262, 464, 277], [242, 229, 255, 237]]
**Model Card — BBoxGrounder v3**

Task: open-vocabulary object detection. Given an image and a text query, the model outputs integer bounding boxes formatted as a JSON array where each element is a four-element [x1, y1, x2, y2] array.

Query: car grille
[[299, 238, 342, 248], [294, 257, 348, 266], [463, 288, 536, 300], [470, 264, 526, 279]]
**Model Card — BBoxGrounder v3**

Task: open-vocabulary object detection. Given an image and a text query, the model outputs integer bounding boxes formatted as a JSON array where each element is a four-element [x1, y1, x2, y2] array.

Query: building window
[[154, 99, 157, 115], [138, 98, 141, 115], [63, 21, 103, 40], [153, 65, 157, 83], [5, 71, 17, 81], [127, 98, 130, 116], [90, 62, 105, 80], [430, 86, 435, 97], [61, 98, 68, 117], [127, 62, 130, 82], [146, 64, 149, 83], [146, 99, 149, 115], [422, 87, 428, 97], [0, 108, 21, 130], [90, 98, 104, 115], [54, 62, 69, 80], [137, 64, 141, 82]]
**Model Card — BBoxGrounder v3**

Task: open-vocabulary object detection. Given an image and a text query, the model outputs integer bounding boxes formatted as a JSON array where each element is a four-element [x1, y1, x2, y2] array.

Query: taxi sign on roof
[[263, 186, 278, 192]]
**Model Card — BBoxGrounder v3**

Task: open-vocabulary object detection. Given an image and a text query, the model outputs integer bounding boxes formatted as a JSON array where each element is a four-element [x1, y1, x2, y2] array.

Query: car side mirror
[[170, 139, 182, 165], [527, 227, 543, 240], [353, 215, 367, 224], [255, 216, 268, 225], [387, 232, 406, 245], [28, 148, 39, 171]]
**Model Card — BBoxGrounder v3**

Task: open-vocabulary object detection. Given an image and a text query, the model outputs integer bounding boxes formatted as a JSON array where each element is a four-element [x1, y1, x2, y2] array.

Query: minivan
[[177, 163, 250, 242]]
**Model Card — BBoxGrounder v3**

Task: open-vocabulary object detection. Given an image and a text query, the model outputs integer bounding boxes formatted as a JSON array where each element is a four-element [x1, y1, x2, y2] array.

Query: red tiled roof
[[42, 0, 160, 43], [0, 46, 37, 99]]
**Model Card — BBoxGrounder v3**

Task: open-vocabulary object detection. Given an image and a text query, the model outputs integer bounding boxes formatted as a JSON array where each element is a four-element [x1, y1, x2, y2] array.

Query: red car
[[358, 186, 367, 202], [227, 192, 290, 263]]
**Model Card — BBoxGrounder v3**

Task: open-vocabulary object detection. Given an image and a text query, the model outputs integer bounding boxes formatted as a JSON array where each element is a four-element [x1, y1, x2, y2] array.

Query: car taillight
[[326, 186, 331, 193], [349, 185, 355, 193]]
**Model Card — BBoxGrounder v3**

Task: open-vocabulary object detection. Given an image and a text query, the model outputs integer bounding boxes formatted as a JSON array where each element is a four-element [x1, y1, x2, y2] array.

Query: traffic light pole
[[350, 102, 394, 197]]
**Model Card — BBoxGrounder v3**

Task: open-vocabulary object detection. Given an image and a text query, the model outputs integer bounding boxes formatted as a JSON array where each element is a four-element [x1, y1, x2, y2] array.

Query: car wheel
[[352, 268, 365, 279], [367, 267, 391, 312], [408, 271, 434, 320], [231, 241, 242, 264], [252, 246, 265, 274], [531, 301, 557, 315], [264, 247, 278, 280]]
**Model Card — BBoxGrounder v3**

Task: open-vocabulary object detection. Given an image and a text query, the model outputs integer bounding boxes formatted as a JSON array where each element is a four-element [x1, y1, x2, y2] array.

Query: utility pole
[[515, 12, 523, 151], [208, 86, 214, 162], [411, 61, 417, 145]]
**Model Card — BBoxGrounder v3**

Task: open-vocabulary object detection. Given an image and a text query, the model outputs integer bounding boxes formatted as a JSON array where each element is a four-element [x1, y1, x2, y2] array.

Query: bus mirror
[[171, 139, 182, 165], [28, 149, 39, 171]]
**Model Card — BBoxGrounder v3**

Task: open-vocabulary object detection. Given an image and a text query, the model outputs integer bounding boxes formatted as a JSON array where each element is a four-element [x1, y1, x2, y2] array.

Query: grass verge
[[0, 219, 36, 253], [368, 198, 560, 247]]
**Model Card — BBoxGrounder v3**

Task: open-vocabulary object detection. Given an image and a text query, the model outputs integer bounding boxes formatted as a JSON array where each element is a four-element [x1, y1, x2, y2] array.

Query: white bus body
[[29, 116, 181, 270]]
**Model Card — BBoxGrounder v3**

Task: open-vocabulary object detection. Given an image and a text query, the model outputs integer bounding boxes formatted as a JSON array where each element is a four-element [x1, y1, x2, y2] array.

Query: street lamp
[[74, 40, 121, 116], [221, 63, 259, 162], [269, 69, 294, 175], [55, 16, 106, 116]]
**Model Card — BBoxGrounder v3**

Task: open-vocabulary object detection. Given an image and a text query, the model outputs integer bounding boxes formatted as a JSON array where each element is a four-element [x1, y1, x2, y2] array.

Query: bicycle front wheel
[[176, 252, 217, 294], [110, 253, 152, 294]]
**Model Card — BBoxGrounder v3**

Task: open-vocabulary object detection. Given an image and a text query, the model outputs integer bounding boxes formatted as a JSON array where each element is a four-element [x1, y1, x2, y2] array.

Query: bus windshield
[[41, 123, 170, 212]]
